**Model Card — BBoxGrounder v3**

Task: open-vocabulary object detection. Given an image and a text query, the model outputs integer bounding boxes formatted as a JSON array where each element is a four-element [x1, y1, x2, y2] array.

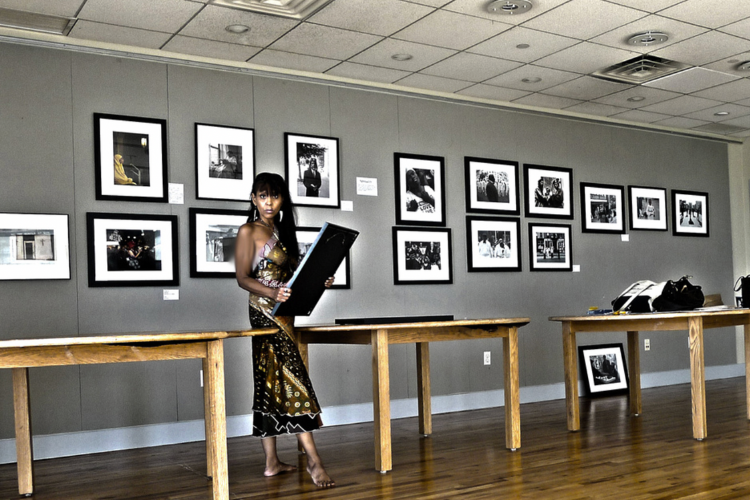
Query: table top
[[550, 308, 750, 323], [297, 317, 531, 332]]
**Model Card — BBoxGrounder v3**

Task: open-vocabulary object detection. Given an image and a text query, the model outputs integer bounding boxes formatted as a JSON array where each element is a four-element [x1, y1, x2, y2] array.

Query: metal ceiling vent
[[592, 55, 690, 85], [209, 0, 335, 20]]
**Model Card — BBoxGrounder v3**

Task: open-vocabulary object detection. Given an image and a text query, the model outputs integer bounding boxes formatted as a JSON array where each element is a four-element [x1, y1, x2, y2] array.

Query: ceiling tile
[[249, 49, 339, 73], [640, 95, 722, 115], [729, 129, 750, 138], [349, 38, 456, 72], [692, 122, 750, 134], [268, 23, 382, 60], [324, 62, 411, 83], [590, 15, 707, 54], [0, 0, 84, 17], [467, 26, 578, 64], [307, 0, 434, 37], [720, 114, 750, 129], [512, 93, 583, 109], [659, 0, 750, 29], [603, 0, 685, 13], [652, 116, 710, 129], [644, 67, 739, 94], [162, 35, 261, 61], [593, 86, 681, 109], [444, 0, 571, 26], [420, 52, 521, 82], [179, 5, 298, 46], [702, 51, 750, 77], [720, 17, 750, 40], [408, 0, 451, 6], [78, 0, 201, 33], [736, 97, 750, 107], [456, 84, 531, 101], [611, 109, 671, 123], [563, 102, 630, 117], [69, 20, 171, 49], [650, 31, 750, 66], [522, 0, 646, 40], [483, 64, 580, 92], [543, 76, 632, 100], [392, 9, 511, 51], [681, 103, 750, 122], [534, 42, 640, 75], [394, 73, 473, 93]]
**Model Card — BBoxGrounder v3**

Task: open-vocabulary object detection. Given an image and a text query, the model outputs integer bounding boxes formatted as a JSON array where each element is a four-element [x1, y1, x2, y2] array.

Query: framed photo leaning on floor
[[579, 343, 629, 396]]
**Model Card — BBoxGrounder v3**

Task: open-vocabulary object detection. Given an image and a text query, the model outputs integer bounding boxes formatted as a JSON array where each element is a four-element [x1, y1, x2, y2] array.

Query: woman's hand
[[275, 287, 292, 302], [324, 276, 335, 288]]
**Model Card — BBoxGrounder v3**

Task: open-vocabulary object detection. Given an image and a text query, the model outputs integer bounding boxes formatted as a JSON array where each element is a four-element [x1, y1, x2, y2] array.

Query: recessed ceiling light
[[714, 111, 731, 116], [486, 0, 533, 15], [391, 53, 413, 61], [737, 61, 750, 71], [627, 31, 669, 47], [627, 96, 646, 102], [516, 43, 530, 49], [225, 24, 249, 33], [522, 77, 542, 83]]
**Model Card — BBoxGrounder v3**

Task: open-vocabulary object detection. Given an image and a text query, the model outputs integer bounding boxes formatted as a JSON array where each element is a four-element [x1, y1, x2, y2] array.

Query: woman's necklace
[[257, 218, 286, 253]]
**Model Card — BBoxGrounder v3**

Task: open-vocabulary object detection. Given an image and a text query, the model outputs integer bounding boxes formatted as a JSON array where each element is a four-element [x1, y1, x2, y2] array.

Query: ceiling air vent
[[209, 0, 334, 20], [592, 55, 690, 85]]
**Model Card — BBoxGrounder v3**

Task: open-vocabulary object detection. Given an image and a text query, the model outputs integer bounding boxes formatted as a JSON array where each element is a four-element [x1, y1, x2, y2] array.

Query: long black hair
[[248, 172, 301, 266]]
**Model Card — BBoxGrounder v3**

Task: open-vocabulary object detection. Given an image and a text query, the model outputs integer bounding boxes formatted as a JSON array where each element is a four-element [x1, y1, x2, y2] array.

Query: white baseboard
[[0, 363, 744, 465]]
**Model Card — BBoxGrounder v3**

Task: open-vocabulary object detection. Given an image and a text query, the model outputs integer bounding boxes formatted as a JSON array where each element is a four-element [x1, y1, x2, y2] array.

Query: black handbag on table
[[651, 276, 704, 312]]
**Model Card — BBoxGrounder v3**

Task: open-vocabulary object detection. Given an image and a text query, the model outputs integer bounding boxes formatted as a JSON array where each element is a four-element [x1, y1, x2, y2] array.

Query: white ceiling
[[3, 0, 750, 141]]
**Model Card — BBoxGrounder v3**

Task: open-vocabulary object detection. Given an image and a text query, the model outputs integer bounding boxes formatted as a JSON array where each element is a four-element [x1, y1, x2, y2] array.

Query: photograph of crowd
[[106, 229, 161, 272], [589, 194, 618, 224], [679, 199, 703, 228], [475, 170, 510, 204], [208, 143, 243, 180], [405, 241, 442, 270], [534, 232, 566, 263], [477, 231, 511, 259]]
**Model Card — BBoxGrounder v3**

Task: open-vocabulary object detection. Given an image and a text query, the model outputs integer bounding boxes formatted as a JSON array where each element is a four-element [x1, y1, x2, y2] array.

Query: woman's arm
[[235, 223, 288, 301]]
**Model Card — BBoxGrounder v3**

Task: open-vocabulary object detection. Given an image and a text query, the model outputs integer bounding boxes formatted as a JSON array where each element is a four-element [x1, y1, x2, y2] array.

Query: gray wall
[[0, 42, 735, 440]]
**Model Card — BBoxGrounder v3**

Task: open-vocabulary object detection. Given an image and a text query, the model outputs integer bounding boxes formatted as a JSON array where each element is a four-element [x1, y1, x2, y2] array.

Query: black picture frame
[[285, 133, 340, 208], [628, 185, 668, 231], [578, 343, 629, 396], [523, 164, 573, 219], [528, 222, 572, 271], [94, 113, 168, 202], [195, 123, 255, 201], [394, 153, 446, 226], [466, 216, 521, 272], [464, 157, 520, 215], [392, 227, 452, 285], [297, 226, 351, 289], [672, 189, 709, 237], [86, 212, 179, 287], [0, 212, 71, 281], [580, 182, 626, 234], [189, 208, 247, 278]]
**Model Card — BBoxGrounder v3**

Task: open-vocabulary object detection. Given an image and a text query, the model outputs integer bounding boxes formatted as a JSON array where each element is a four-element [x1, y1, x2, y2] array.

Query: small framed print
[[86, 212, 179, 287], [580, 182, 625, 234], [394, 153, 446, 226], [297, 227, 350, 289], [464, 157, 520, 215], [579, 343, 629, 396], [189, 208, 247, 278], [94, 113, 168, 202], [528, 223, 571, 271], [195, 123, 255, 201], [466, 216, 521, 272], [392, 227, 452, 285], [285, 133, 340, 208], [672, 190, 709, 237], [523, 164, 573, 219], [628, 185, 668, 231], [0, 213, 70, 281]]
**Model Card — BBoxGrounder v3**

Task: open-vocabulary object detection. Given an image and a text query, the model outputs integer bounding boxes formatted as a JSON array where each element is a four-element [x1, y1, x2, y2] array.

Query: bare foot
[[264, 461, 297, 477], [307, 461, 335, 488]]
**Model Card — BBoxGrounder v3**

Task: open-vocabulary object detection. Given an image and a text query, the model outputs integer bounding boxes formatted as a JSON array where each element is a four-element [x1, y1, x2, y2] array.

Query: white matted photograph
[[629, 185, 668, 231], [466, 216, 521, 272], [580, 182, 625, 234], [464, 157, 519, 215], [672, 189, 709, 237], [297, 227, 350, 289], [189, 208, 246, 278], [523, 164, 573, 219], [528, 223, 571, 271], [0, 213, 70, 280], [285, 133, 340, 208], [195, 123, 254, 201], [392, 227, 452, 285], [394, 153, 446, 226], [579, 343, 629, 396]]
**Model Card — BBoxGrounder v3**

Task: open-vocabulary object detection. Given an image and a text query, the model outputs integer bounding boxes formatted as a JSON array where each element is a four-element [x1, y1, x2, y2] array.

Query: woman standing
[[234, 172, 335, 488]]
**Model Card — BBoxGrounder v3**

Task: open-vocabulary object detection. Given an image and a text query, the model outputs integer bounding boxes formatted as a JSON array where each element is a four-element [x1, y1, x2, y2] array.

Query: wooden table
[[0, 329, 275, 499], [295, 318, 530, 472], [550, 309, 750, 440]]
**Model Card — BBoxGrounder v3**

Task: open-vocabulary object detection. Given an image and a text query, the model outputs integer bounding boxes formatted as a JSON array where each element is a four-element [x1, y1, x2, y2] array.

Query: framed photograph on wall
[[672, 190, 709, 237], [86, 212, 178, 287], [578, 343, 629, 396], [0, 213, 70, 281], [466, 216, 521, 272], [464, 157, 519, 215], [392, 227, 452, 285], [195, 123, 255, 201], [94, 113, 168, 202], [628, 185, 668, 231], [297, 227, 350, 289], [528, 223, 571, 271], [189, 208, 247, 278], [523, 164, 573, 219], [285, 133, 340, 208], [394, 153, 446, 226], [580, 182, 625, 234]]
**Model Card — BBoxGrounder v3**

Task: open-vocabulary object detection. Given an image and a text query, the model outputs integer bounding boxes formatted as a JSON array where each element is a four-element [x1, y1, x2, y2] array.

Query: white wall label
[[341, 200, 353, 211], [163, 289, 179, 300], [356, 177, 377, 196], [168, 183, 184, 204], [573, 265, 581, 272], [621, 234, 630, 242]]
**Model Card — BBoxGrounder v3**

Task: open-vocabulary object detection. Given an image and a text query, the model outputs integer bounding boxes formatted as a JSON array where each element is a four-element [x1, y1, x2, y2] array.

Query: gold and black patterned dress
[[248, 234, 322, 438]]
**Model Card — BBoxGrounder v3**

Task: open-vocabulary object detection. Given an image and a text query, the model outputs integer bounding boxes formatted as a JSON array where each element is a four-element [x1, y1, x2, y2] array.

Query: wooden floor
[[4, 377, 750, 499]]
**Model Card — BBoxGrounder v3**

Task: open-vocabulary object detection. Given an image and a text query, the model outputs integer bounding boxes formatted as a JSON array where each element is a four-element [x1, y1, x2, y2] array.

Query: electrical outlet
[[644, 339, 650, 351], [484, 351, 491, 365], [200, 369, 204, 387]]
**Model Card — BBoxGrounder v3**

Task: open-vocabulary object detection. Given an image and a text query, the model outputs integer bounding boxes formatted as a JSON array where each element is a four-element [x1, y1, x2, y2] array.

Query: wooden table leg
[[206, 340, 229, 499], [503, 327, 520, 450], [202, 357, 213, 478], [562, 322, 580, 431], [627, 331, 642, 416], [371, 329, 391, 472], [12, 368, 33, 497], [688, 317, 707, 440], [744, 323, 750, 420], [416, 342, 431, 436]]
